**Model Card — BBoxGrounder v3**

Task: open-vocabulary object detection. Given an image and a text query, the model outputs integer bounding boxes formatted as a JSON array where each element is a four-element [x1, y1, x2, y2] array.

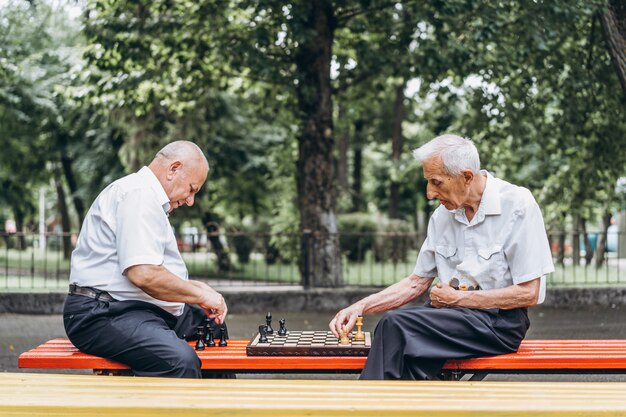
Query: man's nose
[[186, 194, 195, 206], [426, 184, 436, 200]]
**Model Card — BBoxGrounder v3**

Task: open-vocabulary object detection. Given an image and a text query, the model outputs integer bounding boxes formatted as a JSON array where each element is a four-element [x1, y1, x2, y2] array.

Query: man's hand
[[429, 282, 461, 308], [329, 303, 364, 338], [191, 281, 228, 324]]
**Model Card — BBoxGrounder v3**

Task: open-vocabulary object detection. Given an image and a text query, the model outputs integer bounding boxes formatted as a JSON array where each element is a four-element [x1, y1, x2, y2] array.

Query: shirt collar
[[452, 170, 500, 225], [137, 166, 171, 213], [480, 170, 501, 216]]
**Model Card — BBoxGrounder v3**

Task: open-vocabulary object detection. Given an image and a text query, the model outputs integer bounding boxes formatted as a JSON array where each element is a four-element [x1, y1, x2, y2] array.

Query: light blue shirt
[[413, 171, 554, 304], [70, 166, 187, 316]]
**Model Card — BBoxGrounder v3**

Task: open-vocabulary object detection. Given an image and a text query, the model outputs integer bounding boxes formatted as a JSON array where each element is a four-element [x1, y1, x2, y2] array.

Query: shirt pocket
[[478, 244, 507, 281], [435, 245, 457, 259], [434, 244, 459, 279]]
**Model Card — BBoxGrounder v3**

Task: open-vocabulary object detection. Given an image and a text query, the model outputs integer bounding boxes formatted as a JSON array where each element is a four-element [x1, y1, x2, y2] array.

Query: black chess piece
[[218, 324, 227, 347], [265, 312, 273, 334], [278, 318, 287, 336], [203, 318, 212, 342], [258, 325, 268, 343], [206, 326, 216, 347], [195, 326, 205, 351]]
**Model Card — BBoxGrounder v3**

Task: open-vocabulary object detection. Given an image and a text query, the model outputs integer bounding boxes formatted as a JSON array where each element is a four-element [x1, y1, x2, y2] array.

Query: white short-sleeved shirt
[[413, 171, 554, 304], [69, 166, 187, 316]]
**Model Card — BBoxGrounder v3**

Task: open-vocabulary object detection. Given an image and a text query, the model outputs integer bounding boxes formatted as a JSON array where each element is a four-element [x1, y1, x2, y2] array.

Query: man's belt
[[68, 284, 115, 302]]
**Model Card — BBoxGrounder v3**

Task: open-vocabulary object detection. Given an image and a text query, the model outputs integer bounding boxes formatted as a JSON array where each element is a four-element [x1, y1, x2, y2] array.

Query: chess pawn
[[354, 316, 365, 342], [195, 326, 205, 351], [278, 318, 287, 336], [340, 324, 350, 345]]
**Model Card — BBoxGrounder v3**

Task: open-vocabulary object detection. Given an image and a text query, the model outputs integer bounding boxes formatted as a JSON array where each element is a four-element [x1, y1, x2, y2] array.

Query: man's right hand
[[329, 303, 364, 338], [192, 281, 228, 324]]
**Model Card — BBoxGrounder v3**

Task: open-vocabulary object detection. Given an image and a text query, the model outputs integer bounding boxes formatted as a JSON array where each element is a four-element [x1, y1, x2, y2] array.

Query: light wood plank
[[2, 373, 626, 416]]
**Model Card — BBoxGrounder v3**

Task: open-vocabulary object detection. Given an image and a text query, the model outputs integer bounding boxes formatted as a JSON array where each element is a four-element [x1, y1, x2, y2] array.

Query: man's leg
[[64, 295, 201, 378], [361, 305, 529, 380]]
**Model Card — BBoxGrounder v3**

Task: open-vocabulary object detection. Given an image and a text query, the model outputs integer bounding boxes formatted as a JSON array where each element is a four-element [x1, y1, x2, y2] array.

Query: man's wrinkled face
[[422, 156, 469, 211], [164, 160, 208, 213]]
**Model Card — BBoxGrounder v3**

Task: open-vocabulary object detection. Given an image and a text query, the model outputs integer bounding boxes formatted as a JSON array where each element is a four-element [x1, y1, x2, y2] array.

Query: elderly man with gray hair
[[330, 134, 554, 380], [64, 141, 227, 378]]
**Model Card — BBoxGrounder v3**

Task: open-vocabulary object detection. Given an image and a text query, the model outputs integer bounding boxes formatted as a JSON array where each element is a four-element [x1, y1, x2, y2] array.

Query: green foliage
[[373, 218, 414, 263], [337, 212, 377, 262]]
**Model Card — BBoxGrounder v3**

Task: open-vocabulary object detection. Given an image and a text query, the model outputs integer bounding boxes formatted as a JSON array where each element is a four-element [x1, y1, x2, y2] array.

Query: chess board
[[246, 330, 372, 356]]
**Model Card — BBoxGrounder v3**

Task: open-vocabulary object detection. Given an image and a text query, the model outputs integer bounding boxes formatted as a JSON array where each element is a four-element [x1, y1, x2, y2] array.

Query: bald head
[[148, 141, 209, 212], [153, 141, 209, 171]]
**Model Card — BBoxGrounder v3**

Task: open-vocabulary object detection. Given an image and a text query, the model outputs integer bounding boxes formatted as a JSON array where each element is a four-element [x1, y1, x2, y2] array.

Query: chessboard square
[[283, 343, 298, 347]]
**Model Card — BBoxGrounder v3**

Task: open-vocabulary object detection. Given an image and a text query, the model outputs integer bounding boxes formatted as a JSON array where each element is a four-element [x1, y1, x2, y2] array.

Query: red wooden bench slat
[[19, 339, 626, 372]]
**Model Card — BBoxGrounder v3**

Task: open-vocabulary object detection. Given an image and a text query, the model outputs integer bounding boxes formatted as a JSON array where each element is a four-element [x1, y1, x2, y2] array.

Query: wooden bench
[[3, 372, 626, 416], [18, 338, 626, 380]]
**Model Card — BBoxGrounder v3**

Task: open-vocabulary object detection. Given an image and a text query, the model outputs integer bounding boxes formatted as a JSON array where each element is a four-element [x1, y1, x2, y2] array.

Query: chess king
[[330, 134, 554, 380]]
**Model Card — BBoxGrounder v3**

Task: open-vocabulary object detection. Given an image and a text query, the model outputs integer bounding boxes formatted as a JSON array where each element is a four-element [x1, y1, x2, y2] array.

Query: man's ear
[[166, 161, 183, 180], [461, 170, 474, 186]]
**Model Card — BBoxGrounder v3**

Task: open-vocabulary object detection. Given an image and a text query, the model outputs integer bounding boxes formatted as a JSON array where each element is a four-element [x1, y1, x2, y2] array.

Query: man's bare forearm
[[430, 278, 541, 310], [126, 264, 205, 304], [359, 274, 433, 315]]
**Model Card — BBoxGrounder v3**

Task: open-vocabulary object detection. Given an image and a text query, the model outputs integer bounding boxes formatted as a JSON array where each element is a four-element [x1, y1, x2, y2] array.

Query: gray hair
[[154, 141, 209, 171], [412, 134, 480, 175]]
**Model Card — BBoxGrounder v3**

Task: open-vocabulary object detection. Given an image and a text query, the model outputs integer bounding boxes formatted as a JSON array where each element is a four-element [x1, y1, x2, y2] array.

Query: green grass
[[1, 248, 624, 291]]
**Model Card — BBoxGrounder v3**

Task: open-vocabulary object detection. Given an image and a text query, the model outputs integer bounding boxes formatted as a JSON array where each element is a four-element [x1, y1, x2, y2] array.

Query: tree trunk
[[202, 212, 231, 272], [599, 0, 626, 98], [54, 175, 73, 260], [294, 0, 342, 287], [12, 207, 26, 251], [336, 102, 349, 193], [388, 83, 405, 219], [572, 214, 581, 266], [60, 154, 85, 228], [581, 219, 594, 265], [556, 228, 566, 267], [351, 119, 364, 213], [595, 211, 612, 268]]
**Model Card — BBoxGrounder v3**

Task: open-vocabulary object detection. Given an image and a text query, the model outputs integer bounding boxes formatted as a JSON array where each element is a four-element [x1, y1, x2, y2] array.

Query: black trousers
[[360, 304, 530, 380], [63, 294, 219, 378]]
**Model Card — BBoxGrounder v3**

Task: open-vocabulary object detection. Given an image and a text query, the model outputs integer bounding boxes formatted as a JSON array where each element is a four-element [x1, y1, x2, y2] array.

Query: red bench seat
[[19, 338, 626, 379]]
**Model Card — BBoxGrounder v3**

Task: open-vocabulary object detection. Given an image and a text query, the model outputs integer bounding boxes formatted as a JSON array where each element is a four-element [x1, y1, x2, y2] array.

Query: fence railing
[[0, 229, 624, 291]]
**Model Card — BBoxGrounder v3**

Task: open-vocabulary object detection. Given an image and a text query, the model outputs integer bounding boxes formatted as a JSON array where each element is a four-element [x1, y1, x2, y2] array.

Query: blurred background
[[1, 0, 625, 292]]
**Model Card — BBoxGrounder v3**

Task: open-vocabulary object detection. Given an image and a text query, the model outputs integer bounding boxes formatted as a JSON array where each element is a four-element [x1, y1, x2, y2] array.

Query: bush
[[230, 232, 255, 264], [337, 213, 378, 262], [373, 218, 414, 263]]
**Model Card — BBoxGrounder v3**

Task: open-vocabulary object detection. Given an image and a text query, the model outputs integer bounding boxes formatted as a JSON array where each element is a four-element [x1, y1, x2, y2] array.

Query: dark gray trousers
[[63, 293, 216, 378], [360, 304, 529, 380]]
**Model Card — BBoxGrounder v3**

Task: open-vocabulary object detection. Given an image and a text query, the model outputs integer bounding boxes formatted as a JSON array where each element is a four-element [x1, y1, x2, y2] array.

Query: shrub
[[337, 213, 377, 262], [373, 218, 414, 263]]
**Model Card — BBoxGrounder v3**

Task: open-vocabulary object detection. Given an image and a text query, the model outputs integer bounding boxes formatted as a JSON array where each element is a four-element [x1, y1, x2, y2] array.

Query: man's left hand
[[429, 283, 461, 308]]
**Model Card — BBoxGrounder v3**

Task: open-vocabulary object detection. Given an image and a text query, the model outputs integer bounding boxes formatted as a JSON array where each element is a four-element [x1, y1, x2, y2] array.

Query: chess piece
[[340, 324, 350, 345], [265, 312, 274, 334], [278, 318, 287, 336], [459, 283, 468, 291], [218, 324, 227, 347], [206, 326, 216, 347], [449, 277, 460, 290], [195, 326, 205, 351], [258, 325, 269, 343], [354, 316, 365, 342]]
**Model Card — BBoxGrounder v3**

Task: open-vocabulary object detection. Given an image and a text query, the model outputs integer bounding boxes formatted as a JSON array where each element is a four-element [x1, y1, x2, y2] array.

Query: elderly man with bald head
[[330, 134, 554, 380], [64, 141, 227, 378]]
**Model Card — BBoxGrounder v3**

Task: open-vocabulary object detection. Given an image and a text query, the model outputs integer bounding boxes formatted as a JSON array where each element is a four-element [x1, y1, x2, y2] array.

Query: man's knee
[[168, 345, 202, 378]]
